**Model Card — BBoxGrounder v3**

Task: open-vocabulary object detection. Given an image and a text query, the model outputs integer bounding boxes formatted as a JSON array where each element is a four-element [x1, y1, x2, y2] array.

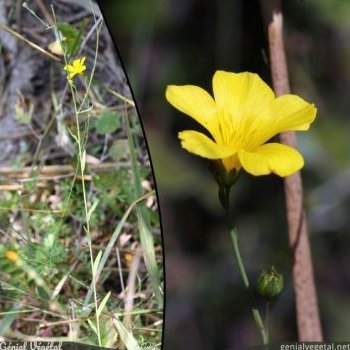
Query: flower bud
[[257, 266, 284, 299]]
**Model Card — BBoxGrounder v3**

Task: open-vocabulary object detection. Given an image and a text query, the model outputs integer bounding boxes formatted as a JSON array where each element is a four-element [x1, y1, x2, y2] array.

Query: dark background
[[97, 1, 350, 349]]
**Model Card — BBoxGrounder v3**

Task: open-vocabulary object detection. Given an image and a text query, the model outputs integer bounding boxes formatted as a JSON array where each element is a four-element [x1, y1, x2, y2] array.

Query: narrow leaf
[[92, 250, 102, 275], [113, 318, 142, 350], [87, 199, 99, 222], [66, 126, 78, 143], [83, 193, 151, 312], [81, 150, 86, 173], [126, 115, 163, 308], [87, 319, 98, 336], [97, 291, 111, 318]]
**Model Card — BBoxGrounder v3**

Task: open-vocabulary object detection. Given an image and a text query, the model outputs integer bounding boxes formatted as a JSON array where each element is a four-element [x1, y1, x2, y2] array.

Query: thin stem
[[230, 228, 268, 345], [71, 82, 102, 346], [265, 300, 270, 342], [51, 5, 101, 345]]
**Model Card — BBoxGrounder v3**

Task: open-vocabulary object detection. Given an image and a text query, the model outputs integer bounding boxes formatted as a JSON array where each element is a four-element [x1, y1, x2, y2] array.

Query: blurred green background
[[98, 1, 350, 349]]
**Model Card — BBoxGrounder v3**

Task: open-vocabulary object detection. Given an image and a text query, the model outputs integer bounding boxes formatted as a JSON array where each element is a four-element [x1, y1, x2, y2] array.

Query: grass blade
[[92, 250, 102, 275], [87, 199, 99, 223], [0, 306, 20, 334], [113, 317, 142, 350], [126, 113, 163, 308], [82, 191, 154, 310], [97, 291, 111, 318], [87, 319, 98, 336]]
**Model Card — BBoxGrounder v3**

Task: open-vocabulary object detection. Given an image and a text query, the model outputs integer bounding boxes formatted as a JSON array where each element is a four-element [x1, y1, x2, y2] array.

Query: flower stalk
[[213, 172, 268, 343], [230, 228, 268, 345]]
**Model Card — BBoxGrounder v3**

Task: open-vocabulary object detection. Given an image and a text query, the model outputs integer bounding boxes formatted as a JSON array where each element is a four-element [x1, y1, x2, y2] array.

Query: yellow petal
[[73, 58, 85, 72], [234, 94, 317, 150], [166, 85, 216, 129], [63, 64, 72, 72], [178, 130, 236, 159], [272, 94, 317, 132], [238, 143, 304, 177], [68, 71, 77, 79], [212, 71, 275, 118]]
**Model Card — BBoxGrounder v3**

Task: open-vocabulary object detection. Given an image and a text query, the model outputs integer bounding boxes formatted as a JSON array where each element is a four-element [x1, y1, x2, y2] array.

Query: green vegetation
[[0, 1, 163, 348]]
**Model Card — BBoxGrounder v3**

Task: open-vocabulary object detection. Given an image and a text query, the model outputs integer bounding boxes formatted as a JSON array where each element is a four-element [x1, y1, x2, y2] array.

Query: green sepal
[[209, 160, 239, 187], [209, 160, 240, 211]]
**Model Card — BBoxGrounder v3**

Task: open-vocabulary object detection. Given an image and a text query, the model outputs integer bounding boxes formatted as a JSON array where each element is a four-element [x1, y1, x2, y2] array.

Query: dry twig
[[262, 0, 323, 341]]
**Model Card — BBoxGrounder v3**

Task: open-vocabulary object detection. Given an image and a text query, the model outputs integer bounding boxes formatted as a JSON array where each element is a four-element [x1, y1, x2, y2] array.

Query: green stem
[[265, 300, 270, 343], [230, 228, 269, 345]]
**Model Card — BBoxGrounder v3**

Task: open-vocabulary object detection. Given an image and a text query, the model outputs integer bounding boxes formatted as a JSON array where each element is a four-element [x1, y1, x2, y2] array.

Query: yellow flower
[[5, 250, 18, 262], [63, 56, 86, 81], [165, 71, 316, 177]]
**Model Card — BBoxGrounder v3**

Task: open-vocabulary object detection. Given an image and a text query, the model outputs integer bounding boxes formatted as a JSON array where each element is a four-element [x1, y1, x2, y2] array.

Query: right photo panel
[[98, 1, 350, 349]]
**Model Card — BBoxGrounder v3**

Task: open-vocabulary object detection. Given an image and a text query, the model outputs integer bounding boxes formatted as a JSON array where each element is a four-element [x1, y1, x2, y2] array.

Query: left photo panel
[[0, 1, 163, 348]]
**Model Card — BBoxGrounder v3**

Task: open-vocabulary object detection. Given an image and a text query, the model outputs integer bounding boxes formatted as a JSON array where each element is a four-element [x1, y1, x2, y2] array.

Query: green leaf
[[57, 22, 81, 56], [81, 150, 86, 173], [66, 126, 78, 143], [43, 231, 55, 250], [109, 139, 129, 161], [96, 291, 111, 318], [87, 199, 99, 223], [126, 115, 163, 308], [83, 194, 145, 311], [0, 306, 21, 334], [36, 286, 50, 300], [87, 319, 98, 336], [112, 318, 142, 350], [92, 250, 103, 275], [96, 110, 121, 134]]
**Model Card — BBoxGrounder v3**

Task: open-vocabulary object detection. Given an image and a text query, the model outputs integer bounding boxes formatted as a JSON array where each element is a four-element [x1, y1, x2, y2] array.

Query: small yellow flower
[[63, 56, 86, 81], [5, 250, 18, 262], [165, 71, 317, 177]]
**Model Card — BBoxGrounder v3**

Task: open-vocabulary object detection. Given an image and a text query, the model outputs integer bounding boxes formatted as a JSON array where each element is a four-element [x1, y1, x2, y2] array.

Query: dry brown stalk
[[0, 162, 130, 178], [0, 22, 61, 62], [262, 0, 323, 341], [123, 245, 143, 330], [0, 162, 131, 191]]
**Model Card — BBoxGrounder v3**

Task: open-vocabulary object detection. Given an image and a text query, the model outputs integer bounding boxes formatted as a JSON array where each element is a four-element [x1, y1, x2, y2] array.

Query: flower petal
[[73, 58, 82, 68], [63, 64, 74, 72], [238, 143, 304, 177], [212, 71, 275, 118], [235, 94, 317, 150], [166, 85, 216, 129], [178, 130, 236, 159], [246, 95, 317, 149], [272, 94, 317, 132]]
